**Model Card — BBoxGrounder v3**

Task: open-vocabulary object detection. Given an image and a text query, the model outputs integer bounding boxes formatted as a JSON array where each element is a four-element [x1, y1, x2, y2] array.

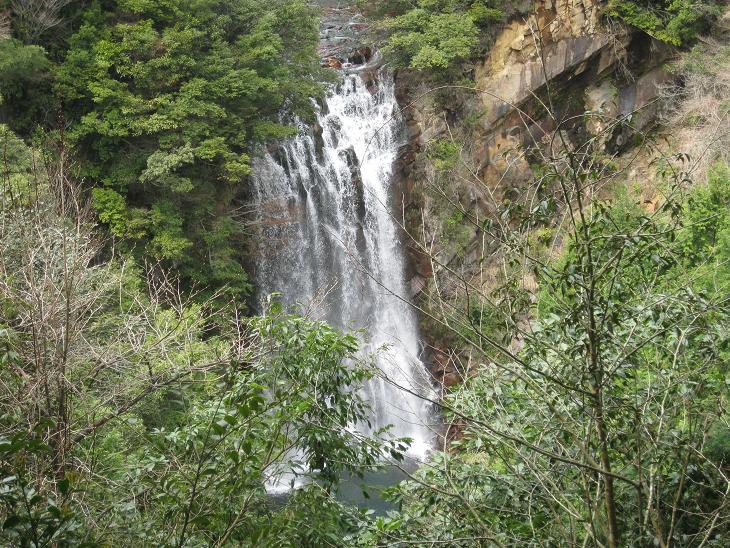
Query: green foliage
[[0, 39, 52, 132], [425, 140, 473, 252], [427, 139, 462, 171], [607, 0, 720, 46], [679, 39, 730, 80], [0, 327, 80, 546], [0, 425, 82, 547], [680, 162, 730, 273], [0, 39, 48, 99], [361, 156, 730, 545], [0, 124, 36, 196], [384, 10, 479, 70], [0, 0, 327, 302], [1, 166, 406, 544], [90, 187, 129, 238], [123, 309, 402, 545], [365, 0, 515, 75], [0, 305, 399, 545]]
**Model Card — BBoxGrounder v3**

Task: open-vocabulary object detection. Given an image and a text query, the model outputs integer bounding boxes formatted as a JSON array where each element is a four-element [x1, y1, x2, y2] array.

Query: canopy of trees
[[360, 0, 518, 75], [2, 0, 324, 300]]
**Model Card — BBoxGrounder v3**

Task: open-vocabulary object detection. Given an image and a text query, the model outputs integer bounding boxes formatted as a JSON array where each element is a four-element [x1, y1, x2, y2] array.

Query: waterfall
[[251, 67, 434, 487]]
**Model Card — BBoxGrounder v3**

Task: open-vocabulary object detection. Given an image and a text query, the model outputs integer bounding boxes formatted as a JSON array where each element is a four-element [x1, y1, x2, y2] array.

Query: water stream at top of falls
[[251, 66, 435, 487]]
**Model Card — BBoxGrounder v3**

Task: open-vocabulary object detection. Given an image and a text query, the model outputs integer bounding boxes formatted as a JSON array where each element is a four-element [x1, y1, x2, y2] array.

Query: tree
[[0, 136, 228, 544], [128, 309, 406, 546], [606, 0, 720, 46], [353, 82, 729, 546], [9, 0, 75, 43], [0, 133, 408, 545], [0, 37, 50, 130], [362, 0, 516, 75], [53, 0, 324, 299]]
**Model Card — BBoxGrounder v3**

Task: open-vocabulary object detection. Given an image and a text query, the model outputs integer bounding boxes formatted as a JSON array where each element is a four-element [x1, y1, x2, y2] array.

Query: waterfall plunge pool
[[267, 456, 424, 516]]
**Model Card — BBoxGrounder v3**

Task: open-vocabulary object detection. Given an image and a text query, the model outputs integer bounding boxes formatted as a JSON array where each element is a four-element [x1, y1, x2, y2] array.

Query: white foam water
[[251, 68, 434, 491]]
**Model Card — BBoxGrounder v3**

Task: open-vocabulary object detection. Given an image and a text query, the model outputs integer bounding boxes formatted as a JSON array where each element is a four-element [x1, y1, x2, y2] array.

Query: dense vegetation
[[0, 140, 403, 543], [360, 0, 519, 74], [361, 0, 516, 79], [363, 155, 730, 545], [1, 0, 729, 546], [1, 2, 392, 544], [606, 0, 721, 45], [1, 0, 323, 300]]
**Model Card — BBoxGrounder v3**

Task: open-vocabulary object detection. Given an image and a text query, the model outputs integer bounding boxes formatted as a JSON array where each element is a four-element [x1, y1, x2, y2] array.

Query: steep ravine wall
[[392, 0, 677, 389]]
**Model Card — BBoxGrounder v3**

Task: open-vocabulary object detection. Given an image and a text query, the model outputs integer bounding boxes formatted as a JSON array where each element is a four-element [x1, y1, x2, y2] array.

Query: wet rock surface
[[317, 2, 373, 71]]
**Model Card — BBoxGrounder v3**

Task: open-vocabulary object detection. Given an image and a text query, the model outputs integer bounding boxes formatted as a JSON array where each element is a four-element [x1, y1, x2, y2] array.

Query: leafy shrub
[[364, 0, 517, 75], [365, 161, 730, 546], [607, 0, 720, 46], [0, 38, 51, 131]]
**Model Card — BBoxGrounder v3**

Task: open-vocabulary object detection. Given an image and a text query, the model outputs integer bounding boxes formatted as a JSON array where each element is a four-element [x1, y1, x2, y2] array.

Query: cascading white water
[[252, 67, 434, 483]]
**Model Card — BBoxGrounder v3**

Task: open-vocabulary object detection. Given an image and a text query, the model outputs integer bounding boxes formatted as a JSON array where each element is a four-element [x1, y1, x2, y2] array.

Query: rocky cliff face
[[392, 0, 678, 390], [473, 0, 674, 171], [399, 0, 674, 197]]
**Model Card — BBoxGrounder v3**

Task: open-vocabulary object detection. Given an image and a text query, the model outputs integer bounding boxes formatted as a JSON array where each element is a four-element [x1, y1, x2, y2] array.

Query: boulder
[[324, 56, 343, 70], [348, 46, 372, 65]]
